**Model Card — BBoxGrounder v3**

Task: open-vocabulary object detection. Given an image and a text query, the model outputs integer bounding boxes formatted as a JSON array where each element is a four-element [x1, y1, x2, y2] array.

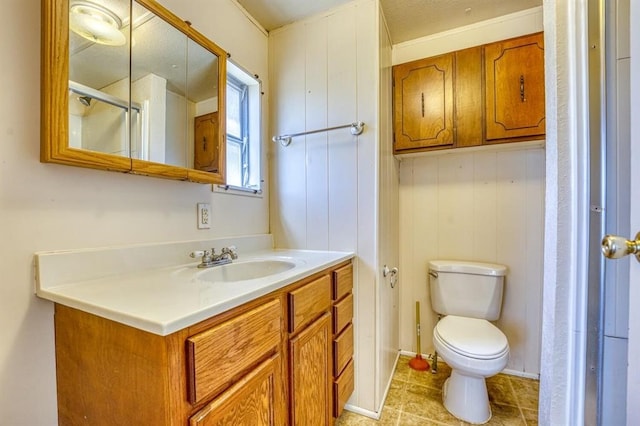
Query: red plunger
[[409, 301, 430, 371]]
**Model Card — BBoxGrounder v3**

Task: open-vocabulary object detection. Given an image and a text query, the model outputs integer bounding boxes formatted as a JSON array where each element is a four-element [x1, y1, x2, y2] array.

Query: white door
[[626, 1, 640, 422]]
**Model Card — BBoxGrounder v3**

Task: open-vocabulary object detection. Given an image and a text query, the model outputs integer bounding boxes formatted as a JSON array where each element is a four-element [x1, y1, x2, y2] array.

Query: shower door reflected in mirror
[[68, 0, 131, 158]]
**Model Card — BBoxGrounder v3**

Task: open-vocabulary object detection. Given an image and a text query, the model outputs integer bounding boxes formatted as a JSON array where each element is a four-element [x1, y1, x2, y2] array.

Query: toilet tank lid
[[428, 260, 507, 276]]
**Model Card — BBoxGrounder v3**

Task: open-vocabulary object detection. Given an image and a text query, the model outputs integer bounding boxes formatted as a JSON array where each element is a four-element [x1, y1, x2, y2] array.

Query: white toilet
[[429, 260, 510, 424]]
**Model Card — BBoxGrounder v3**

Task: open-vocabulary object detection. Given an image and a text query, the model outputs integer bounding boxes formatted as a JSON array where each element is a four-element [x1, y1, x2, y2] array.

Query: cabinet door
[[189, 354, 284, 426], [289, 312, 332, 426], [485, 32, 545, 141], [194, 112, 219, 172], [393, 53, 454, 152]]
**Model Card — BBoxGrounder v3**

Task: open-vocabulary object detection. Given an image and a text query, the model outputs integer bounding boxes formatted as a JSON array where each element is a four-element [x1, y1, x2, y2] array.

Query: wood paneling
[[289, 313, 332, 426], [186, 299, 281, 404], [54, 304, 186, 425]]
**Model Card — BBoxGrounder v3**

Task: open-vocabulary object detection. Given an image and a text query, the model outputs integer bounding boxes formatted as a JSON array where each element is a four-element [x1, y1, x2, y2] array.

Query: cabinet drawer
[[333, 323, 354, 377], [333, 358, 355, 418], [289, 275, 331, 334], [332, 264, 353, 301], [186, 299, 281, 405], [332, 292, 353, 335]]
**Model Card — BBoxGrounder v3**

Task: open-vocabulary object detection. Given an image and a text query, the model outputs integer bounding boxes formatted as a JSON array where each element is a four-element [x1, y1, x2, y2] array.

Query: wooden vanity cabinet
[[393, 53, 455, 152], [53, 261, 353, 426], [484, 32, 545, 142]]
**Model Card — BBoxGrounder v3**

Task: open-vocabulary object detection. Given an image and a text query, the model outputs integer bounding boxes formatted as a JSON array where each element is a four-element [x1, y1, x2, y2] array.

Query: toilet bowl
[[428, 260, 510, 424], [433, 315, 509, 424]]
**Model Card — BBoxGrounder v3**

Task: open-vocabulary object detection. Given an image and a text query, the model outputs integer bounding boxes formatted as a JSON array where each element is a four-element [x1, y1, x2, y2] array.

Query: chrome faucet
[[189, 246, 238, 268]]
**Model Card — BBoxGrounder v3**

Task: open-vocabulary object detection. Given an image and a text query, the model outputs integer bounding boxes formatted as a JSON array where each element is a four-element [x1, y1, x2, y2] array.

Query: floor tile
[[509, 377, 539, 411], [521, 408, 538, 426], [336, 356, 539, 426], [486, 374, 519, 407], [403, 383, 462, 425]]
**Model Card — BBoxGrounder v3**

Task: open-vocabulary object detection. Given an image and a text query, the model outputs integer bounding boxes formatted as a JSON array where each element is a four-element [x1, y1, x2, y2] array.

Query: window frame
[[214, 61, 262, 196]]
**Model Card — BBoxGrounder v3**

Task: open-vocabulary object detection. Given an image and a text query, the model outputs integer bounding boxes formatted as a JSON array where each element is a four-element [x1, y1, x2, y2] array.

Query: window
[[218, 61, 261, 194]]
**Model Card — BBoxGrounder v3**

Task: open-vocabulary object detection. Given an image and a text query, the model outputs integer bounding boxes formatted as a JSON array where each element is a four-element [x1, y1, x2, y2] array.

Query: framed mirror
[[42, 0, 227, 184]]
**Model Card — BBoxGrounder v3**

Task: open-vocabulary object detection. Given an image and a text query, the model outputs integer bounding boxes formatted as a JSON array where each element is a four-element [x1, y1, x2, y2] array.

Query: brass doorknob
[[601, 232, 640, 262]]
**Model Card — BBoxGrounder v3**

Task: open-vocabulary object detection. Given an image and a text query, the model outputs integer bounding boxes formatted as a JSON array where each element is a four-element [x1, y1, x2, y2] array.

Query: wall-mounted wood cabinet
[[393, 32, 545, 155]]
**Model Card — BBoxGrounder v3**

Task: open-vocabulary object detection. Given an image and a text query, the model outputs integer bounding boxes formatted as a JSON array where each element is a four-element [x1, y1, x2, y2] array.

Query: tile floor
[[336, 355, 539, 426]]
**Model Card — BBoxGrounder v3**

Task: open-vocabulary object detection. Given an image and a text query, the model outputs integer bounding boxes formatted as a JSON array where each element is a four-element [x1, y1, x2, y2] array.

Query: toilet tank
[[429, 260, 507, 321]]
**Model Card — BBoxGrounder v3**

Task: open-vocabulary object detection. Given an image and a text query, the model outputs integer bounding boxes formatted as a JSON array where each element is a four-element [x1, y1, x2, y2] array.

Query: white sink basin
[[195, 259, 296, 282]]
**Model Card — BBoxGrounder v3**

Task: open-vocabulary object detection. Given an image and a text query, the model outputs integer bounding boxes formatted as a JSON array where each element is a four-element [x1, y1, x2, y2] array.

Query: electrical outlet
[[197, 203, 211, 229]]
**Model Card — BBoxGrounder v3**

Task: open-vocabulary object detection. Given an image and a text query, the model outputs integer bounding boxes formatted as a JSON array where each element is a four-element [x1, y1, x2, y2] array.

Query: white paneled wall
[[399, 146, 545, 376], [270, 0, 398, 415]]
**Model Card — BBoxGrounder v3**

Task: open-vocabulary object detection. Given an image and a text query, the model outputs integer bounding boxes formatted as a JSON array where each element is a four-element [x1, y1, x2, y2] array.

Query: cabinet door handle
[[203, 136, 207, 151], [520, 75, 525, 102], [421, 92, 425, 117]]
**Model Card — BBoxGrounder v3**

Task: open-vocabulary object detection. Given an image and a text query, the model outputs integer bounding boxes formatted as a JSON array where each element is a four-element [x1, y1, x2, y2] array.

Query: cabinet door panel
[[194, 112, 220, 172], [289, 312, 331, 426], [393, 54, 454, 151], [189, 354, 283, 426], [485, 32, 545, 141]]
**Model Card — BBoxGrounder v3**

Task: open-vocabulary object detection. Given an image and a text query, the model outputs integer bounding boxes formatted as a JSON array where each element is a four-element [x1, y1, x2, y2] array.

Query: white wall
[[392, 6, 543, 65], [399, 146, 545, 376], [375, 5, 400, 414], [269, 0, 390, 414], [395, 9, 545, 377], [0, 1, 268, 423]]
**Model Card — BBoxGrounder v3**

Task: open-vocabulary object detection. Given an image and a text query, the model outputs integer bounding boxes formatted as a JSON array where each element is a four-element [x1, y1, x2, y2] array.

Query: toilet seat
[[434, 315, 508, 360]]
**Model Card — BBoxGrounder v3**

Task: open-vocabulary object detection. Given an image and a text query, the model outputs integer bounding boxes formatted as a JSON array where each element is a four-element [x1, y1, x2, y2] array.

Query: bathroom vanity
[[35, 236, 354, 425]]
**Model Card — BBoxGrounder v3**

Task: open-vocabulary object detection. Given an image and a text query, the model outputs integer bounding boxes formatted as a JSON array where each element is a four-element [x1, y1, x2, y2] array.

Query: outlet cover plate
[[197, 203, 211, 229]]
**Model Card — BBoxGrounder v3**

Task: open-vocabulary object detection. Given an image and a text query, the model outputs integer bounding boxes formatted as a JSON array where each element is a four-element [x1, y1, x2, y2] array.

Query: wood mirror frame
[[41, 0, 227, 184]]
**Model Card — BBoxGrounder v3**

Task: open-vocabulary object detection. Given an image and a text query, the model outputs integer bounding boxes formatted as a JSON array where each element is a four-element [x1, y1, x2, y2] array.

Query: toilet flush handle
[[429, 271, 438, 279]]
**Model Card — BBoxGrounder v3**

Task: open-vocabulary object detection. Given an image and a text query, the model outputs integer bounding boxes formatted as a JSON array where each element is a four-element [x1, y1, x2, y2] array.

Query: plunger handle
[[416, 301, 421, 355]]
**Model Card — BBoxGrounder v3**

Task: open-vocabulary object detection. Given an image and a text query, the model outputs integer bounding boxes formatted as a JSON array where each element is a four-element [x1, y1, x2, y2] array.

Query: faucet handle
[[222, 245, 238, 259], [190, 250, 204, 259], [190, 250, 211, 260]]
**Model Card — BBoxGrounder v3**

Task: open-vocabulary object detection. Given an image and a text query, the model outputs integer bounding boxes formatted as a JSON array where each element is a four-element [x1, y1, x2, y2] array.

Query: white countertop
[[35, 236, 353, 335]]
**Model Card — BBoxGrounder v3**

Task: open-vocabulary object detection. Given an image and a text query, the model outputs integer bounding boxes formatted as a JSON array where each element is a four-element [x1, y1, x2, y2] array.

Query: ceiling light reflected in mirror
[[69, 1, 126, 46]]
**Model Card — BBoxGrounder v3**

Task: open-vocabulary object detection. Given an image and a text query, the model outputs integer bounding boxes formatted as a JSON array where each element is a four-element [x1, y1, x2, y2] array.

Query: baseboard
[[342, 404, 380, 420], [502, 368, 540, 380], [342, 351, 403, 420], [399, 350, 540, 380]]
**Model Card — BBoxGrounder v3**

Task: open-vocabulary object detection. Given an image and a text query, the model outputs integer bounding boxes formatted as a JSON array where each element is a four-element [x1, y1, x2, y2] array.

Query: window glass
[[223, 62, 261, 193]]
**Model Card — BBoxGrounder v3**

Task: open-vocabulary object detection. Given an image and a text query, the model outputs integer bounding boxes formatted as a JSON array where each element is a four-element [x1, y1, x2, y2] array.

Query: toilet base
[[442, 370, 491, 424]]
